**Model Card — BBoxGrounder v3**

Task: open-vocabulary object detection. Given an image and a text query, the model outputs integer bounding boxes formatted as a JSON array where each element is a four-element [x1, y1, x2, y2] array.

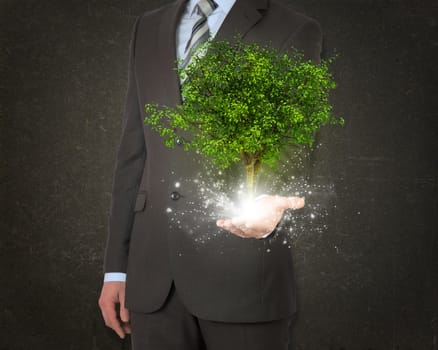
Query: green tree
[[145, 39, 343, 192]]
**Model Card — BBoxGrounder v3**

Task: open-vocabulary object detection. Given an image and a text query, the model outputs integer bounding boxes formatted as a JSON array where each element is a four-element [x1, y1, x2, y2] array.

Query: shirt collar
[[186, 0, 236, 16]]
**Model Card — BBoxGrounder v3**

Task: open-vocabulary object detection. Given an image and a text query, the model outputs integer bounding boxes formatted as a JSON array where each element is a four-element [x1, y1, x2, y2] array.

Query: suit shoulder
[[269, 0, 321, 29], [142, 1, 175, 16], [134, 1, 177, 38], [136, 1, 176, 24]]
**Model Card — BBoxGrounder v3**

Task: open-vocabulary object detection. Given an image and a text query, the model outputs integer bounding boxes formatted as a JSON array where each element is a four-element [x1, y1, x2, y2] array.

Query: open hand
[[216, 195, 305, 239]]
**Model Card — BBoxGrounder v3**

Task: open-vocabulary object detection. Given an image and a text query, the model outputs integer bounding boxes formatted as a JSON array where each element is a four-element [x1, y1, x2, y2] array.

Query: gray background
[[1, 0, 437, 349]]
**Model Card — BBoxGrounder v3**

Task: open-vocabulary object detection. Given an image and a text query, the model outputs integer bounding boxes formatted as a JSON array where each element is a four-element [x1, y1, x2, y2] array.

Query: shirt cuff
[[104, 272, 126, 282]]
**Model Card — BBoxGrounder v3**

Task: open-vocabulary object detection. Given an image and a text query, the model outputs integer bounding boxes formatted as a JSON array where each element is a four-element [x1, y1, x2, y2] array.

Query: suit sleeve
[[281, 18, 323, 64], [103, 16, 146, 274]]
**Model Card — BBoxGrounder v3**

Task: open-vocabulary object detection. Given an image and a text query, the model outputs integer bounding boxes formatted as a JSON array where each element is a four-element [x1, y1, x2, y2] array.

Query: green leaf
[[143, 38, 343, 189]]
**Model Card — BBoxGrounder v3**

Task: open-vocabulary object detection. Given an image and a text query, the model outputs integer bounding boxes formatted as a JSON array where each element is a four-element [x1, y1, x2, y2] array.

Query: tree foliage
[[144, 39, 343, 192]]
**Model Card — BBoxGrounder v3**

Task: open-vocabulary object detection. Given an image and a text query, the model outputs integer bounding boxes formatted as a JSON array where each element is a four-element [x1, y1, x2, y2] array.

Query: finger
[[230, 216, 246, 227], [266, 195, 290, 209], [218, 218, 262, 238], [217, 220, 243, 236], [100, 302, 125, 338], [123, 322, 132, 334], [228, 226, 248, 238], [245, 221, 276, 234], [219, 219, 240, 231], [223, 222, 247, 237], [120, 306, 130, 323], [217, 219, 232, 230], [241, 227, 263, 238], [287, 196, 305, 209], [119, 288, 130, 323]]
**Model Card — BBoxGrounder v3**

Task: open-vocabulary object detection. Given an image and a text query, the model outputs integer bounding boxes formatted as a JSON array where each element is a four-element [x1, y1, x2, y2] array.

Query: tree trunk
[[241, 153, 261, 194]]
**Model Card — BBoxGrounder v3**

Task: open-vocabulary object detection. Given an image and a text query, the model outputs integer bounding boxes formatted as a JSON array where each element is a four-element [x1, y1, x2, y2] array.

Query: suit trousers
[[130, 283, 292, 350]]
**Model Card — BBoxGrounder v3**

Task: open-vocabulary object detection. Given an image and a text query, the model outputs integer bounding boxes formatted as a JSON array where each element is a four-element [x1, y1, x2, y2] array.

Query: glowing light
[[162, 167, 336, 244], [232, 195, 266, 223]]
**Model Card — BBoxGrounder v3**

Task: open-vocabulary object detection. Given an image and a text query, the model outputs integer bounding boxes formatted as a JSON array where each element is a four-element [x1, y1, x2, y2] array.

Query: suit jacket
[[104, 0, 322, 322]]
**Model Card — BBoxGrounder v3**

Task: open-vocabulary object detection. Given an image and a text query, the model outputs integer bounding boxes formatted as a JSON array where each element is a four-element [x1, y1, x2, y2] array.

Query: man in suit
[[98, 0, 322, 349]]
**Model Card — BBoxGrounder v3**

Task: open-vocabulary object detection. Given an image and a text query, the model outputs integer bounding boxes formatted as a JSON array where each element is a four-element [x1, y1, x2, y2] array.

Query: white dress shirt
[[104, 0, 237, 283], [176, 0, 236, 61]]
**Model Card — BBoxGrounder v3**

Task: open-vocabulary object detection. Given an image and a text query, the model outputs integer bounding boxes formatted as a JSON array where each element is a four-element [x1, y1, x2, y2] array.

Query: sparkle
[[162, 164, 336, 245]]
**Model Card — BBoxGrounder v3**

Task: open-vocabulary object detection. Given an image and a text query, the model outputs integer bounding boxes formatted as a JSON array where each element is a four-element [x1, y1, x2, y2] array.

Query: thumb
[[272, 195, 299, 209], [287, 196, 305, 209]]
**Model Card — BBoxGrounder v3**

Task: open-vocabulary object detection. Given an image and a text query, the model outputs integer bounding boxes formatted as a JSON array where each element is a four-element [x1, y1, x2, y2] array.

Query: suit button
[[170, 191, 181, 200]]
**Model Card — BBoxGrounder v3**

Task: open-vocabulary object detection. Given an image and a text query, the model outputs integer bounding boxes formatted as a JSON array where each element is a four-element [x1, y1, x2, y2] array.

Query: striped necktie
[[180, 0, 218, 70]]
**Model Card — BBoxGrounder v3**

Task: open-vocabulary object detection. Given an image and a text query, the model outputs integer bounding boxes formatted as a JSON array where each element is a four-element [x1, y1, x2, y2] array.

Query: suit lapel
[[157, 0, 187, 105], [216, 0, 269, 41], [152, 0, 269, 104]]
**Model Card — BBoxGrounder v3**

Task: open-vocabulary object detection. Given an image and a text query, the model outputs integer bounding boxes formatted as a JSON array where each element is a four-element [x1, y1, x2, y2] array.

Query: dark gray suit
[[104, 0, 322, 323]]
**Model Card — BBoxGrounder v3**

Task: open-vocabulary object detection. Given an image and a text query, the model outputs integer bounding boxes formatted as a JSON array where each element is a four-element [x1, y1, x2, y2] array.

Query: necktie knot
[[193, 0, 218, 18]]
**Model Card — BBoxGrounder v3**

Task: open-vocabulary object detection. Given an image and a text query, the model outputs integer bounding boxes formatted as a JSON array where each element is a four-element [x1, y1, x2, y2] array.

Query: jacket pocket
[[134, 191, 147, 212]]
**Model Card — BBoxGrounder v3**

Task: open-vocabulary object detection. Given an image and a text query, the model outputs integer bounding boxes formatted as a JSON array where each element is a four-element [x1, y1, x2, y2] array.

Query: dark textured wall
[[1, 0, 437, 349]]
